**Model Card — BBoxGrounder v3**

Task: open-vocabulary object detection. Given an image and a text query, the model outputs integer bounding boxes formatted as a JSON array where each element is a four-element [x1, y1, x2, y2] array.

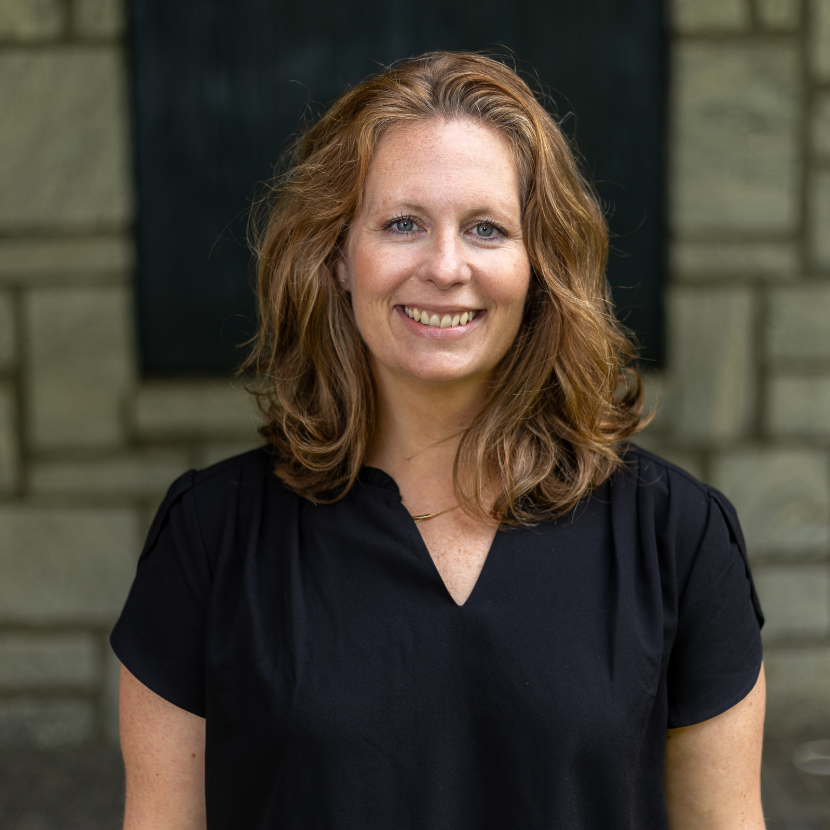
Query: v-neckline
[[359, 465, 501, 608]]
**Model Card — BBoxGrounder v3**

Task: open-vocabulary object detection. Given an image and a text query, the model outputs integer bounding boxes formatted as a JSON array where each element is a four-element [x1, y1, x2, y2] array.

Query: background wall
[[0, 0, 827, 747]]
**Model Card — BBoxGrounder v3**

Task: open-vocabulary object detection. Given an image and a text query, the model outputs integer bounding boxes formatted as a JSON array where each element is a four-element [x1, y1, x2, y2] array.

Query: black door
[[131, 0, 666, 376]]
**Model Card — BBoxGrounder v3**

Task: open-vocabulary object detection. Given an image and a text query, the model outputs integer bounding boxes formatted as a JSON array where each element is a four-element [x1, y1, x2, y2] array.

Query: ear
[[334, 258, 349, 291]]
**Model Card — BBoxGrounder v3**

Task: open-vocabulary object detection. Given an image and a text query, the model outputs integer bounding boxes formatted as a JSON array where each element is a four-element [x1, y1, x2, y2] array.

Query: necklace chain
[[409, 503, 460, 523]]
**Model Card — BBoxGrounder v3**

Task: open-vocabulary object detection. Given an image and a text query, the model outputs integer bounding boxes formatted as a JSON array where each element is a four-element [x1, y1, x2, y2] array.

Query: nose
[[419, 228, 471, 289]]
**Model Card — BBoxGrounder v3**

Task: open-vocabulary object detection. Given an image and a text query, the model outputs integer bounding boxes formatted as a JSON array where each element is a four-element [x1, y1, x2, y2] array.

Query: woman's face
[[337, 118, 532, 388]]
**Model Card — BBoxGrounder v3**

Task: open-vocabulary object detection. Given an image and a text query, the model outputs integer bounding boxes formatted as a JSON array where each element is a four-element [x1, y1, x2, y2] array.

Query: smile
[[404, 306, 480, 329]]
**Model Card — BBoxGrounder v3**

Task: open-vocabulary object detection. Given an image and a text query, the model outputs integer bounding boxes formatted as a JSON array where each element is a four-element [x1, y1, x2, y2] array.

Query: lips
[[404, 306, 479, 329]]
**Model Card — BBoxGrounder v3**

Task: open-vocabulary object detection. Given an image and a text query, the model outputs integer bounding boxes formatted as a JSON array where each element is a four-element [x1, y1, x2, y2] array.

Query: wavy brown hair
[[242, 51, 649, 524]]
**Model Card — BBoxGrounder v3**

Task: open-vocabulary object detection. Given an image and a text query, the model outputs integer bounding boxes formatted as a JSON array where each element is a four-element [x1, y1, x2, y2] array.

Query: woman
[[113, 52, 765, 829]]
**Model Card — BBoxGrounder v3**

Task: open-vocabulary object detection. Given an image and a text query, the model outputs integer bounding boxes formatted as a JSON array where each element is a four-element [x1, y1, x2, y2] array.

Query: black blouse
[[111, 445, 763, 830]]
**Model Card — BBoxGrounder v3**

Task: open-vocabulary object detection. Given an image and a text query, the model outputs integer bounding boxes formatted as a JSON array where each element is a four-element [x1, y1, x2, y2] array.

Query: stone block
[[811, 91, 830, 160], [0, 236, 133, 286], [0, 700, 94, 748], [767, 286, 830, 360], [670, 42, 800, 235], [0, 507, 139, 624], [135, 381, 261, 441], [767, 376, 830, 438], [25, 286, 133, 449], [0, 0, 65, 40], [195, 441, 262, 470], [810, 0, 830, 82], [0, 382, 18, 493], [669, 0, 751, 31], [757, 0, 802, 29], [0, 48, 131, 231], [670, 241, 798, 282], [712, 450, 830, 557], [73, 0, 125, 38], [0, 633, 99, 690], [754, 565, 830, 640], [667, 287, 755, 444], [808, 170, 830, 268], [0, 289, 14, 370], [765, 646, 830, 732], [31, 449, 190, 499]]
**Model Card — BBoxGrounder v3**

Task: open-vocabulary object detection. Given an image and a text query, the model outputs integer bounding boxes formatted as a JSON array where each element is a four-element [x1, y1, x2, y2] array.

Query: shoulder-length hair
[[243, 51, 649, 524]]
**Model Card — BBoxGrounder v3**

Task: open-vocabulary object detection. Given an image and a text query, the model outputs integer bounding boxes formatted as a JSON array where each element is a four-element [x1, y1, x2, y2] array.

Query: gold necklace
[[409, 503, 460, 523]]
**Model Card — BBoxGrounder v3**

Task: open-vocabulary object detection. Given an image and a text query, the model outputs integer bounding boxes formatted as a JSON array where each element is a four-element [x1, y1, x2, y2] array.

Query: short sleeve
[[110, 470, 209, 717], [666, 488, 764, 728]]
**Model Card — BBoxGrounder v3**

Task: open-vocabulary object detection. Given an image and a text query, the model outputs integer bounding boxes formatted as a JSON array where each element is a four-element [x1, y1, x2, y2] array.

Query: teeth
[[404, 307, 479, 327]]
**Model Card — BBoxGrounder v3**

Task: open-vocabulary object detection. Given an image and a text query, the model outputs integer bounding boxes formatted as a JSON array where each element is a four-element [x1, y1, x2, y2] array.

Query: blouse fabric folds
[[111, 445, 763, 830]]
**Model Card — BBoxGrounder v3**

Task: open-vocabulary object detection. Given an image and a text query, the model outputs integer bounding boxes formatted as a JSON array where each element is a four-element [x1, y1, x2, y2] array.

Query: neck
[[366, 360, 487, 510]]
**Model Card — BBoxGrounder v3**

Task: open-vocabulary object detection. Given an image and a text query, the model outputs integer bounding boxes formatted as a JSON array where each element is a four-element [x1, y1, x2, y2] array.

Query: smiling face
[[336, 118, 532, 389]]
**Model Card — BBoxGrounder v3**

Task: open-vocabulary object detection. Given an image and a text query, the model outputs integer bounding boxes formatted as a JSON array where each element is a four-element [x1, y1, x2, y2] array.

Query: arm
[[120, 664, 207, 830], [664, 663, 766, 830]]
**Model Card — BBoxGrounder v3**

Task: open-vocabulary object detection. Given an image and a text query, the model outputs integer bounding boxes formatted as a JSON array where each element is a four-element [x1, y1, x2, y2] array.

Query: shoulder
[[612, 444, 742, 551]]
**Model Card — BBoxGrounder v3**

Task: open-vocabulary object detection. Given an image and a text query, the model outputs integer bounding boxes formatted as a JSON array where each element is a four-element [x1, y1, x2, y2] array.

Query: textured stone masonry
[[0, 700, 94, 748], [25, 286, 134, 450], [666, 287, 755, 444], [0, 634, 100, 690], [0, 0, 65, 41], [764, 646, 830, 732], [810, 0, 830, 83], [767, 376, 830, 438], [0, 290, 14, 371], [0, 236, 133, 287], [711, 450, 830, 558], [670, 241, 798, 282], [670, 0, 751, 32], [0, 507, 139, 624], [670, 42, 800, 235], [757, 0, 802, 30], [753, 564, 830, 640], [809, 170, 830, 268], [0, 47, 131, 231], [767, 286, 830, 361], [0, 384, 17, 495], [72, 0, 125, 39]]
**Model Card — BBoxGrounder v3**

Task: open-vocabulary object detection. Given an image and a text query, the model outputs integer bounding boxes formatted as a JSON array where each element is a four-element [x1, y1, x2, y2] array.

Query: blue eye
[[475, 223, 496, 237], [393, 218, 416, 233]]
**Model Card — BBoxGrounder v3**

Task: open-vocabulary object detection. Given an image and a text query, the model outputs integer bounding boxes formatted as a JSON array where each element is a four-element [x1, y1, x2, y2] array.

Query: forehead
[[361, 118, 522, 210]]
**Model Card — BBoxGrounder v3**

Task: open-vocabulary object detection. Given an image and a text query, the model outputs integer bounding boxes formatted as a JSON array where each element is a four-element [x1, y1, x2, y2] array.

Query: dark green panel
[[131, 0, 665, 375]]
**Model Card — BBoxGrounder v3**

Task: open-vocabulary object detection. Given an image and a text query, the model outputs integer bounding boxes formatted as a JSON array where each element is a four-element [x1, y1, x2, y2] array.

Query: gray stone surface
[[809, 170, 830, 268], [25, 286, 133, 449], [670, 42, 800, 234], [670, 241, 799, 282], [0, 0, 65, 40], [768, 286, 830, 360], [0, 507, 139, 624], [669, 0, 751, 31], [667, 287, 755, 444], [767, 376, 830, 438], [811, 0, 830, 83], [754, 564, 830, 640], [757, 0, 802, 29], [72, 0, 125, 38], [0, 289, 14, 371], [135, 381, 261, 440], [194, 441, 262, 470], [31, 450, 190, 499], [0, 48, 131, 231], [711, 449, 830, 557], [813, 92, 830, 160], [765, 646, 830, 732], [0, 236, 133, 286], [0, 383, 18, 494], [0, 701, 94, 748], [0, 634, 99, 690]]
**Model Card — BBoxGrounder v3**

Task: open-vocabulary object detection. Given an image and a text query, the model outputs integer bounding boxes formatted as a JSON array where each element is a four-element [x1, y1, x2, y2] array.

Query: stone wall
[[0, 0, 827, 746], [642, 0, 830, 733]]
